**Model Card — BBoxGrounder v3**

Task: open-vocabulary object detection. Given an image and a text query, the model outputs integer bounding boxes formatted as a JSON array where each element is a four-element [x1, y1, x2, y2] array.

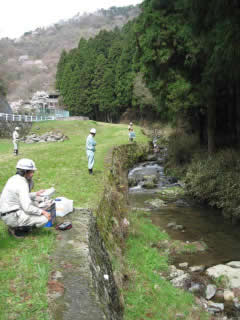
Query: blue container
[[44, 202, 56, 227]]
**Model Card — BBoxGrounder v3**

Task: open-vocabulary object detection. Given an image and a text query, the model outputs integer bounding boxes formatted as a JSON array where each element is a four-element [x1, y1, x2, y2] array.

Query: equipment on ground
[[56, 221, 72, 230]]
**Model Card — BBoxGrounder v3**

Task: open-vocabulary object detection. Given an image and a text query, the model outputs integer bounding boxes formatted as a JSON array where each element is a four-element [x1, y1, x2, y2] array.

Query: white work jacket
[[86, 134, 96, 152], [12, 130, 19, 142], [0, 175, 42, 215]]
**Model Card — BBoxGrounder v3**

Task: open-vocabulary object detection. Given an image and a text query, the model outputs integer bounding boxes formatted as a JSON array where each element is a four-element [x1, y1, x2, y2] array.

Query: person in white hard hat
[[86, 128, 97, 174], [0, 159, 51, 238], [128, 122, 133, 131], [13, 127, 20, 156]]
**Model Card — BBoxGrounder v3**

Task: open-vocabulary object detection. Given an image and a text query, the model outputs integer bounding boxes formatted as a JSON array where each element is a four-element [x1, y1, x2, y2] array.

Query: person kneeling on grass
[[0, 158, 51, 238]]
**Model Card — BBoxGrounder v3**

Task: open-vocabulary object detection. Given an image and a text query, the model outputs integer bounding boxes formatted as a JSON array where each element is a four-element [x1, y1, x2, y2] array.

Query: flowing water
[[128, 159, 240, 318], [128, 160, 240, 267]]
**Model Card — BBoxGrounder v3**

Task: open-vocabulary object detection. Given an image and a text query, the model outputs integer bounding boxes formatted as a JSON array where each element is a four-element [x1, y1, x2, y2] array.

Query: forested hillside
[[0, 6, 139, 102], [57, 0, 240, 154]]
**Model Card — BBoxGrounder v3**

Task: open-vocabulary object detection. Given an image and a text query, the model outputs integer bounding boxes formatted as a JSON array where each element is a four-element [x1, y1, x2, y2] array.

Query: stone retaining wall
[[88, 143, 150, 319]]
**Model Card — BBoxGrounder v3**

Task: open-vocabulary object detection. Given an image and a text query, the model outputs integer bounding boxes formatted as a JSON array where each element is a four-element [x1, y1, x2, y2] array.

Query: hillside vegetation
[[0, 6, 140, 101], [56, 0, 240, 156]]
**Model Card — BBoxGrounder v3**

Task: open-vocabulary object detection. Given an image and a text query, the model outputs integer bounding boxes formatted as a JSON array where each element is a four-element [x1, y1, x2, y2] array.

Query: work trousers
[[2, 210, 48, 228], [86, 150, 95, 169]]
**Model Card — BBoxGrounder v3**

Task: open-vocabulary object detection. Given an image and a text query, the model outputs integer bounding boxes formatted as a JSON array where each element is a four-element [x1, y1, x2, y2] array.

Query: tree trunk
[[235, 80, 240, 144], [207, 103, 216, 155]]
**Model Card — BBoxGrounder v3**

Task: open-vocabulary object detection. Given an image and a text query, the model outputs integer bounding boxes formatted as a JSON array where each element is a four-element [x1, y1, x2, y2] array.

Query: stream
[[128, 156, 240, 318]]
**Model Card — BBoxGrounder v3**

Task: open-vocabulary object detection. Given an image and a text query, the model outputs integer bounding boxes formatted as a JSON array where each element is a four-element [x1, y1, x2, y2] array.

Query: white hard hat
[[15, 127, 20, 130], [16, 158, 37, 171], [90, 128, 96, 134]]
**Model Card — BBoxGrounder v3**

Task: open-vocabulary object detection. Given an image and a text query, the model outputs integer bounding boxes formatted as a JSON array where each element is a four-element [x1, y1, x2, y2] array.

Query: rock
[[170, 273, 191, 288], [215, 289, 224, 302], [226, 261, 240, 268], [145, 198, 166, 208], [146, 154, 158, 161], [189, 282, 203, 293], [142, 175, 158, 189], [189, 265, 205, 272], [168, 265, 185, 280], [22, 131, 68, 144], [224, 289, 235, 301], [167, 222, 177, 228], [173, 224, 184, 231], [179, 262, 188, 269], [233, 297, 240, 310], [205, 284, 217, 300], [207, 301, 224, 313], [206, 264, 240, 288]]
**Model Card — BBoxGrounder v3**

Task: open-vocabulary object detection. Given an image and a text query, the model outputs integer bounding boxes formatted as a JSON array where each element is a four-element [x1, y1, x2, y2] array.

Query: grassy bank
[[123, 211, 209, 320], [0, 120, 147, 320]]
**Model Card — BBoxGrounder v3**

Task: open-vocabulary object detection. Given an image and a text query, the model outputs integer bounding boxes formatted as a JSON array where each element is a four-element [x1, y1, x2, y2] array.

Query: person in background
[[13, 126, 20, 156], [0, 159, 51, 238], [129, 127, 136, 142], [86, 128, 97, 174], [128, 122, 133, 131]]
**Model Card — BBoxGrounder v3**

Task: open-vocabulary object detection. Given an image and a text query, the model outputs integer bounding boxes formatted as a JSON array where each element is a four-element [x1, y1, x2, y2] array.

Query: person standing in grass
[[128, 121, 133, 131], [0, 158, 51, 238], [129, 127, 136, 142], [13, 126, 20, 156], [86, 128, 97, 174]]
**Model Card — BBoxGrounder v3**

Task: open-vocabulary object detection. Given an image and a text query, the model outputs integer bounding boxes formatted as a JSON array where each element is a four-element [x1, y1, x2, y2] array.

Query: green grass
[[0, 120, 147, 320], [123, 211, 209, 320]]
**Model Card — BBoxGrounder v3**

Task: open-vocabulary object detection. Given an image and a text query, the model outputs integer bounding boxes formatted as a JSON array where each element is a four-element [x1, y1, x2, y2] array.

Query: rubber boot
[[8, 227, 25, 238], [16, 149, 18, 156], [88, 169, 93, 174]]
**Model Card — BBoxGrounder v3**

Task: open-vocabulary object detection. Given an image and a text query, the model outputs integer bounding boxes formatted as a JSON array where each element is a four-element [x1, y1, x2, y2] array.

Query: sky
[[0, 0, 143, 39]]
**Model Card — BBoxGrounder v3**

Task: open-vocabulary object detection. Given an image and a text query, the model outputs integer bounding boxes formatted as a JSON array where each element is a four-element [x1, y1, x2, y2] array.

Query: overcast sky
[[0, 0, 143, 39]]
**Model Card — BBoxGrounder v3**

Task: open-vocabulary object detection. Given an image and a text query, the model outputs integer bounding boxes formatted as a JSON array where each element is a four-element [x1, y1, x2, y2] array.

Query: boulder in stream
[[205, 284, 217, 300], [144, 198, 166, 208], [206, 263, 240, 289]]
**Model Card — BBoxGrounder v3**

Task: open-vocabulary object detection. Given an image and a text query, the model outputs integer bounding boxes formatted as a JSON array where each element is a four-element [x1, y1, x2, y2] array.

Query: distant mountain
[[0, 5, 140, 102]]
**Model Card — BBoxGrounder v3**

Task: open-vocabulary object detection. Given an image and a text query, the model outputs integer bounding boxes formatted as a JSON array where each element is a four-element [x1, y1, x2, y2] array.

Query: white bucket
[[55, 197, 73, 217]]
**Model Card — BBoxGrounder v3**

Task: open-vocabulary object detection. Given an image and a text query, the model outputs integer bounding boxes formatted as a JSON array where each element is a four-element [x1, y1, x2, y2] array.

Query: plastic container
[[55, 197, 73, 217], [44, 202, 56, 227]]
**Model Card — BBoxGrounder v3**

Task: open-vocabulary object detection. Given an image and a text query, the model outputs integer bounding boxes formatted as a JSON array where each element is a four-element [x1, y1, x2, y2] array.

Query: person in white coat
[[13, 127, 20, 156], [0, 159, 51, 238], [86, 128, 97, 174]]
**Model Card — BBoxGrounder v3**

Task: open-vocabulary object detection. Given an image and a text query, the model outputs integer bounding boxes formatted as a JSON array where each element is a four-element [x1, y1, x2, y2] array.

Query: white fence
[[0, 112, 69, 122]]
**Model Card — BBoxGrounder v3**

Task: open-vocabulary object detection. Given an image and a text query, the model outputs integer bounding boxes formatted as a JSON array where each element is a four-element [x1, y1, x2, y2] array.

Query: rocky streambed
[[128, 151, 240, 319]]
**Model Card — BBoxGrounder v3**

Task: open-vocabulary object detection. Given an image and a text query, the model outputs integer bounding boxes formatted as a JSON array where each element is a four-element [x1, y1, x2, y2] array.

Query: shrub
[[185, 149, 240, 219]]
